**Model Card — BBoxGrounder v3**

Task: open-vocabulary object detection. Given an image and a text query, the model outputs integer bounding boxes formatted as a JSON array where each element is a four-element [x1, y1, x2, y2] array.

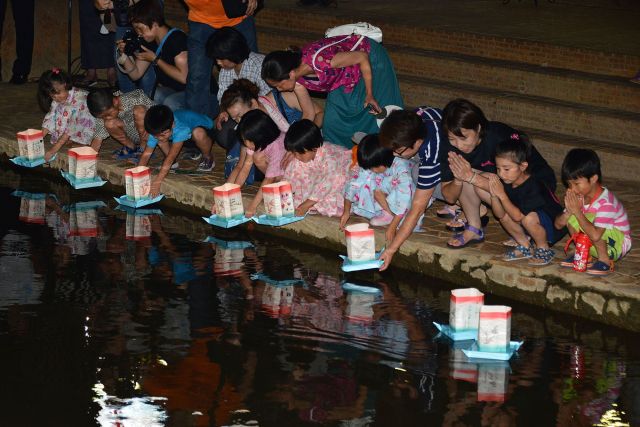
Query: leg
[[192, 127, 212, 160], [232, 16, 258, 52], [499, 215, 530, 247], [132, 105, 149, 149], [104, 118, 135, 150], [591, 239, 609, 262], [10, 0, 34, 80], [137, 62, 157, 97], [447, 182, 489, 247], [186, 21, 216, 116], [521, 212, 549, 249]]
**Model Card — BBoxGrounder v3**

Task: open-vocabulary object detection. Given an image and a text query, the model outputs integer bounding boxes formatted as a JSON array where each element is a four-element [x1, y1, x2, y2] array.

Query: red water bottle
[[572, 232, 592, 272]]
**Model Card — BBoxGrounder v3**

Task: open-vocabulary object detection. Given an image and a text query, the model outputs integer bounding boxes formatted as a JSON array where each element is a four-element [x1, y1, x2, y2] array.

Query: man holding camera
[[116, 0, 188, 110], [94, 0, 157, 94]]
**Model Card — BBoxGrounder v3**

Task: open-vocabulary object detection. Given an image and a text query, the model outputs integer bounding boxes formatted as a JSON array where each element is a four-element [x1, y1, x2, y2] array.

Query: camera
[[122, 30, 143, 56]]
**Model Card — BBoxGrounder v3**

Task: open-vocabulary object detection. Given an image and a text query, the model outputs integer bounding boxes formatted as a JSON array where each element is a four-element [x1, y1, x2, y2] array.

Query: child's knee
[[133, 106, 147, 122], [192, 127, 208, 141], [521, 212, 540, 228]]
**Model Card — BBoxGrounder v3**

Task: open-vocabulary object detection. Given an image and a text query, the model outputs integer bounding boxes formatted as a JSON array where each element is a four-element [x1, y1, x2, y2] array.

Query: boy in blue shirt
[[141, 105, 215, 196]]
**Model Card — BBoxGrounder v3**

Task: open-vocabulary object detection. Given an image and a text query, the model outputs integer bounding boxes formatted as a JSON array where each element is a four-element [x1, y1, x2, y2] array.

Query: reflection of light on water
[[595, 403, 629, 427], [92, 382, 167, 427]]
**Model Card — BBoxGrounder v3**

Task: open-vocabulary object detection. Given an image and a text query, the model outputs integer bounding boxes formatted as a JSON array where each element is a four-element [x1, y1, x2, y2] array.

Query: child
[[486, 134, 566, 265], [555, 149, 631, 275], [87, 88, 154, 159], [141, 105, 215, 196], [232, 109, 287, 217], [283, 119, 352, 217], [340, 134, 415, 237], [39, 68, 96, 161]]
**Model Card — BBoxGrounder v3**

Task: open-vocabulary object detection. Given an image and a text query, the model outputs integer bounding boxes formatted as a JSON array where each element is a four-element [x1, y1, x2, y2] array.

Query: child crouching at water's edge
[[341, 134, 415, 240], [283, 119, 352, 217], [39, 68, 96, 161], [230, 109, 288, 217], [487, 133, 566, 266], [555, 149, 631, 275]]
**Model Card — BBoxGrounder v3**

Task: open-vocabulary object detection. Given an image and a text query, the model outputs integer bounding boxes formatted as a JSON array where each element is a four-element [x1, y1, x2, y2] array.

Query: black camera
[[122, 30, 143, 56]]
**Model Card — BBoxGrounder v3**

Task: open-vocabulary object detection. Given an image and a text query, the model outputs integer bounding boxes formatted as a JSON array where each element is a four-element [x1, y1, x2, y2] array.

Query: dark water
[[0, 169, 638, 427]]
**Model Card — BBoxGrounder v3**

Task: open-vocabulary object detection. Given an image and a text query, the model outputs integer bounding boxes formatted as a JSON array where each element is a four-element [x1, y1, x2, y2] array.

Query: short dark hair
[[379, 110, 427, 149], [37, 68, 72, 112], [236, 109, 281, 151], [87, 88, 116, 117], [129, 0, 165, 28], [144, 105, 174, 135], [206, 27, 250, 64], [284, 119, 323, 153], [220, 78, 260, 112], [357, 134, 394, 169], [442, 98, 488, 139], [495, 132, 532, 166], [262, 50, 302, 82], [561, 148, 602, 187]]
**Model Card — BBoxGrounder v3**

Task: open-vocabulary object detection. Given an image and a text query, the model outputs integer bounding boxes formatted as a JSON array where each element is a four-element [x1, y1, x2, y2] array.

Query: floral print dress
[[284, 142, 352, 217], [344, 157, 416, 219], [42, 87, 96, 146]]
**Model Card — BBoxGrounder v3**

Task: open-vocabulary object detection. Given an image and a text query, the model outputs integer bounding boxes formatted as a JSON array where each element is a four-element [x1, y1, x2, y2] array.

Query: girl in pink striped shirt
[[555, 149, 631, 275]]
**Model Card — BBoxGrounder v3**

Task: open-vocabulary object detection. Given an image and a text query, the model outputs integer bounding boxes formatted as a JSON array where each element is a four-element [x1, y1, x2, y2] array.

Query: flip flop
[[436, 204, 461, 219], [447, 224, 484, 249]]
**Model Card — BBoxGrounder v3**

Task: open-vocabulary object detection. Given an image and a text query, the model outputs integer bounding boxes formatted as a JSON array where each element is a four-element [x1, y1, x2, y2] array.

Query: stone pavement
[[0, 82, 639, 330]]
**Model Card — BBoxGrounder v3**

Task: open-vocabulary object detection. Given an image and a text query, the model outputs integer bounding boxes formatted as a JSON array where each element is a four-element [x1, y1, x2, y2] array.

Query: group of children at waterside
[[35, 12, 631, 276]]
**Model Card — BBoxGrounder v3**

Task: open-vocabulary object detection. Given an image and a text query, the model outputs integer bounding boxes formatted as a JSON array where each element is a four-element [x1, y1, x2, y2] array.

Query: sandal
[[446, 214, 490, 232], [113, 145, 138, 160], [586, 260, 613, 276], [560, 254, 593, 269], [437, 204, 461, 219], [528, 247, 555, 266], [447, 224, 485, 249], [502, 236, 531, 247], [503, 244, 533, 261]]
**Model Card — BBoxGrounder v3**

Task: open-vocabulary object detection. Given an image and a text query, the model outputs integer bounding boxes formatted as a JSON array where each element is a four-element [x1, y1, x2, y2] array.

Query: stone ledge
[[2, 135, 639, 332]]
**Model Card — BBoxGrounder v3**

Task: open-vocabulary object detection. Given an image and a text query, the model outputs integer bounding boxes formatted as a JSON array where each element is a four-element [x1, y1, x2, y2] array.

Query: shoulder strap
[[155, 28, 182, 57], [310, 35, 363, 72]]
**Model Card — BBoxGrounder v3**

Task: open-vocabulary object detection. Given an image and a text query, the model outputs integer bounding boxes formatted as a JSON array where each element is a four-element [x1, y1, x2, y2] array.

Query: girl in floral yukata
[[283, 119, 352, 217], [340, 134, 416, 239], [39, 68, 96, 161], [261, 34, 403, 148]]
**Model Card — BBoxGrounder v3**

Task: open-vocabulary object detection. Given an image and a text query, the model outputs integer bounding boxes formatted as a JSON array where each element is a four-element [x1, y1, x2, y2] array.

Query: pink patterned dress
[[298, 35, 371, 93], [284, 142, 352, 217], [42, 87, 96, 146]]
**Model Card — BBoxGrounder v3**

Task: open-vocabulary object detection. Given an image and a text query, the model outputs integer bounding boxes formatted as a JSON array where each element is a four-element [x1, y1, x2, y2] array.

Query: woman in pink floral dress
[[262, 34, 403, 148], [39, 69, 96, 161], [283, 120, 352, 217]]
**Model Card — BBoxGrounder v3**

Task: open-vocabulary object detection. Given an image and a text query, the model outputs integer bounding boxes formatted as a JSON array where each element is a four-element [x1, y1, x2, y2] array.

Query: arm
[[292, 83, 316, 122], [150, 141, 183, 196], [340, 198, 352, 230], [228, 147, 251, 185], [281, 90, 324, 127], [379, 187, 434, 271], [564, 190, 605, 242], [45, 133, 70, 161], [488, 175, 524, 222], [246, 176, 276, 218], [295, 199, 316, 217], [331, 51, 378, 112], [119, 53, 151, 81], [147, 49, 188, 85]]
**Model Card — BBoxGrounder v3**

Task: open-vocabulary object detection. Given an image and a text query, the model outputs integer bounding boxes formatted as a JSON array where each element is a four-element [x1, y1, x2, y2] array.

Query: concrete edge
[[2, 137, 639, 332]]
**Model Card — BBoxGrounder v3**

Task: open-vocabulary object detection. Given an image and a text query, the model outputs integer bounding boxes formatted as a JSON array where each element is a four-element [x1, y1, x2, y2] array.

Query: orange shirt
[[183, 0, 246, 28]]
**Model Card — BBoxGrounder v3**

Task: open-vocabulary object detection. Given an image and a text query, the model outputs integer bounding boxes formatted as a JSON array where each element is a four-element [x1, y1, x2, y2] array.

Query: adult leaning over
[[183, 0, 258, 117], [261, 33, 403, 148], [378, 107, 445, 271], [439, 98, 556, 249]]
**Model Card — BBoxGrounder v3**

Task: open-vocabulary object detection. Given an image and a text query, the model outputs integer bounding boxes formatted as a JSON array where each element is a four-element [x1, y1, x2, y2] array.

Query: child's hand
[[210, 203, 217, 215], [245, 206, 256, 218], [488, 175, 505, 198], [339, 212, 350, 230], [149, 179, 161, 198], [564, 190, 583, 215], [44, 149, 55, 162], [295, 200, 314, 217]]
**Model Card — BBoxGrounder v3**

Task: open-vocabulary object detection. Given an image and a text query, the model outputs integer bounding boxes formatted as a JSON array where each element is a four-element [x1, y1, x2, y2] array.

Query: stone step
[[397, 74, 640, 147], [255, 7, 640, 78], [258, 26, 640, 114]]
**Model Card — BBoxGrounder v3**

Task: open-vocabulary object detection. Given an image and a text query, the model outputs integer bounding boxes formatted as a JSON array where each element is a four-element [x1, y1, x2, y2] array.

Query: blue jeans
[[186, 17, 257, 117], [115, 26, 156, 95], [153, 85, 186, 111]]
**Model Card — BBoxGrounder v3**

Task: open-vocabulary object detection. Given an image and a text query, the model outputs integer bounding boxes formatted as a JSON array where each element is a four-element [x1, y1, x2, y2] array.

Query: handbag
[[221, 0, 248, 18], [325, 22, 383, 43]]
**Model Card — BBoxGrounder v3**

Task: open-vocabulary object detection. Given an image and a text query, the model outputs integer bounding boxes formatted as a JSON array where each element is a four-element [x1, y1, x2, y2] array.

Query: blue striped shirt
[[415, 106, 444, 190]]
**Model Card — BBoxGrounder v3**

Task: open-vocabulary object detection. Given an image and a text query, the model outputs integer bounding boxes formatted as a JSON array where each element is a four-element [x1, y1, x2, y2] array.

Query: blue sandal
[[503, 244, 533, 261], [586, 260, 612, 276], [447, 224, 484, 249], [114, 145, 139, 160], [528, 247, 555, 266]]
